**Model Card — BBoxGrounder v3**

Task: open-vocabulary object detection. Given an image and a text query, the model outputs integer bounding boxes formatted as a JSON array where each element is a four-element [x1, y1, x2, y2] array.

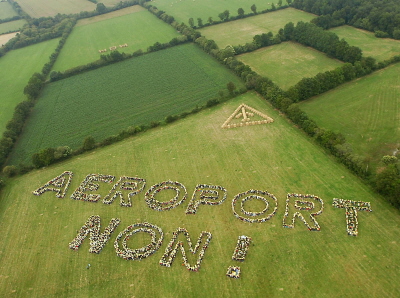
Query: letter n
[[69, 215, 120, 253], [159, 228, 212, 271]]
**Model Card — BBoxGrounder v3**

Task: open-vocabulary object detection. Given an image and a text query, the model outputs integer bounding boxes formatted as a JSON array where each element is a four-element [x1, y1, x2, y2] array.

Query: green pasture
[[151, 0, 282, 24], [1, 92, 399, 297], [0, 19, 26, 35], [0, 1, 18, 19], [300, 63, 400, 170], [199, 8, 315, 48], [52, 6, 182, 72], [9, 43, 244, 165], [0, 38, 59, 136], [330, 25, 400, 62], [15, 0, 95, 18], [237, 41, 343, 90]]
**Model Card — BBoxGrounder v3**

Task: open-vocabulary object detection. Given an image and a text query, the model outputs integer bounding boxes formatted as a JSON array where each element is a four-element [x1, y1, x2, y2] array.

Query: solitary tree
[[278, 0, 283, 7], [96, 3, 106, 14], [188, 18, 194, 28], [207, 17, 213, 24], [197, 17, 203, 27], [83, 136, 96, 151], [251, 4, 257, 14], [238, 8, 245, 18], [227, 82, 237, 96]]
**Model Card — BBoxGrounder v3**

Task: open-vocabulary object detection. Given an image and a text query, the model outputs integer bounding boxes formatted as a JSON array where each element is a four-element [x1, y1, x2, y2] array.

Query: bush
[[2, 165, 18, 177]]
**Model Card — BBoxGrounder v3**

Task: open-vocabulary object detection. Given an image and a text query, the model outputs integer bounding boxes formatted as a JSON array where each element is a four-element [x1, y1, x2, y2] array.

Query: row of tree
[[187, 3, 290, 29], [291, 0, 400, 39]]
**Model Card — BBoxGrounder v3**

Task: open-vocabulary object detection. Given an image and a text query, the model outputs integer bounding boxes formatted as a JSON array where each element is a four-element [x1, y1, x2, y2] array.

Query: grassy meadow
[[15, 0, 95, 18], [0, 19, 26, 35], [0, 1, 18, 19], [0, 93, 399, 297], [52, 6, 182, 72], [0, 38, 59, 136], [300, 63, 400, 170], [238, 41, 343, 90], [9, 43, 244, 165], [330, 25, 400, 62], [199, 8, 315, 48], [152, 0, 282, 24]]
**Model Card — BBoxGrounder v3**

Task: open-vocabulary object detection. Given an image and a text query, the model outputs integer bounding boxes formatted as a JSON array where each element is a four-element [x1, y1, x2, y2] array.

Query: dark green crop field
[[9, 43, 244, 165]]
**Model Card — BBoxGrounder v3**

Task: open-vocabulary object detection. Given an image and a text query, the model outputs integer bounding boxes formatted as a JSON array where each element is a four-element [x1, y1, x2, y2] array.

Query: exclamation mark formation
[[226, 235, 252, 278]]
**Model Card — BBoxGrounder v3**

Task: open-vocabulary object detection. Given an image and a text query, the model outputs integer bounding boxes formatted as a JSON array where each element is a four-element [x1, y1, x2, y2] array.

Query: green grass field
[[299, 63, 400, 170], [237, 41, 343, 90], [15, 0, 95, 18], [0, 1, 18, 19], [0, 92, 399, 297], [0, 38, 59, 136], [51, 6, 182, 72], [152, 0, 283, 24], [330, 25, 400, 62], [199, 8, 315, 48], [0, 19, 26, 35], [8, 43, 244, 165]]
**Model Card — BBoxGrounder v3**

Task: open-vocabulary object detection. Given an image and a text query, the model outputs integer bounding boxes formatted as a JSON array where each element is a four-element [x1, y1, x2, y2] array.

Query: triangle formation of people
[[221, 103, 274, 129]]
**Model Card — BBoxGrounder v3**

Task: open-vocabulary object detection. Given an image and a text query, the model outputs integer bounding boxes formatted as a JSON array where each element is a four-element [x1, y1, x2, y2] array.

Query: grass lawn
[[15, 0, 95, 18], [0, 19, 26, 35], [299, 63, 400, 170], [330, 25, 400, 62], [199, 8, 315, 48], [152, 0, 283, 24], [237, 41, 343, 90], [0, 1, 18, 19], [52, 6, 182, 72], [8, 43, 244, 165], [0, 38, 59, 136], [0, 92, 399, 297]]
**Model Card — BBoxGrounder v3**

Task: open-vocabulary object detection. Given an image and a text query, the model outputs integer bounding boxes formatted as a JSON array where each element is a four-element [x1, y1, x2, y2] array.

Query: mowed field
[[52, 6, 182, 72], [0, 93, 399, 297], [330, 25, 400, 62], [238, 41, 343, 90], [300, 63, 400, 169], [0, 1, 18, 19], [152, 0, 281, 24], [200, 8, 315, 48], [0, 19, 26, 35], [9, 43, 244, 165], [15, 0, 95, 18], [0, 38, 59, 136]]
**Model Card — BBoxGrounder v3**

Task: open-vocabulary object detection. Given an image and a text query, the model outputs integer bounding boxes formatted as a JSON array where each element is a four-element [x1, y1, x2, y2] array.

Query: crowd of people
[[283, 194, 324, 231], [232, 235, 252, 261], [185, 184, 227, 214], [103, 176, 146, 207], [232, 190, 278, 223], [69, 215, 121, 254], [114, 222, 164, 260], [144, 180, 187, 211], [70, 173, 115, 202], [159, 227, 212, 272], [332, 198, 372, 236], [32, 171, 74, 198], [226, 266, 241, 278]]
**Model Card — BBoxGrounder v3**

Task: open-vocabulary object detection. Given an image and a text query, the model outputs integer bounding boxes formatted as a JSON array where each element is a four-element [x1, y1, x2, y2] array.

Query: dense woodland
[[0, 0, 399, 207]]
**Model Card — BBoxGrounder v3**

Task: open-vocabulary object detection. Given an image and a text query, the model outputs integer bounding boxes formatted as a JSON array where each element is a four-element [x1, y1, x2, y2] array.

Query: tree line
[[291, 0, 400, 39]]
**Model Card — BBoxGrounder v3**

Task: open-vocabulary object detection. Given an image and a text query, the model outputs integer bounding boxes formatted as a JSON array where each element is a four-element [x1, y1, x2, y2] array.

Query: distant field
[[330, 25, 400, 62], [52, 6, 182, 72], [300, 63, 400, 170], [152, 0, 282, 24], [1, 92, 399, 297], [200, 8, 315, 48], [15, 0, 95, 18], [101, 0, 122, 6], [238, 41, 343, 90], [0, 19, 26, 35], [9, 43, 244, 165], [0, 38, 59, 136], [0, 1, 18, 19], [0, 31, 17, 45]]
